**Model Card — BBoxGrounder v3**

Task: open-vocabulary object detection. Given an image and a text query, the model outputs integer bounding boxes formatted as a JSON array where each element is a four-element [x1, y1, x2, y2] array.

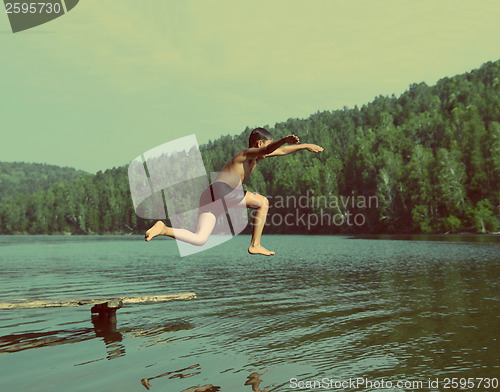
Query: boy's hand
[[305, 144, 324, 153], [285, 134, 300, 144]]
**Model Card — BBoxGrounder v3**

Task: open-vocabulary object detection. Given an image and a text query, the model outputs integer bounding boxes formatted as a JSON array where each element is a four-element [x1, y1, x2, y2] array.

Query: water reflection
[[0, 318, 126, 359], [244, 370, 272, 391], [140, 364, 272, 391], [0, 328, 94, 353], [141, 364, 213, 390], [91, 313, 125, 359], [181, 386, 221, 392], [1, 317, 193, 363]]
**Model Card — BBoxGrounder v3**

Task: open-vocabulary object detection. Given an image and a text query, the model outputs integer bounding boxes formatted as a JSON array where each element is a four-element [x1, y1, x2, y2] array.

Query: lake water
[[0, 235, 499, 392]]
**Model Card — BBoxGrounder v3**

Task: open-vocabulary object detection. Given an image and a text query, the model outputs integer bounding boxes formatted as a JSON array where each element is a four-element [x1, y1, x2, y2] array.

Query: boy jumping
[[145, 127, 324, 255]]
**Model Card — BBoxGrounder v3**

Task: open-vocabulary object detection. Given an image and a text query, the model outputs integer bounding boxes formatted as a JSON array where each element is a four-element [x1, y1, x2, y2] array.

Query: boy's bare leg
[[145, 212, 217, 246], [243, 192, 275, 256]]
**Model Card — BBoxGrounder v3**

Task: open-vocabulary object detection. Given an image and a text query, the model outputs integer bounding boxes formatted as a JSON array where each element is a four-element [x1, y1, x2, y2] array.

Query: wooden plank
[[122, 293, 196, 304], [0, 292, 196, 310]]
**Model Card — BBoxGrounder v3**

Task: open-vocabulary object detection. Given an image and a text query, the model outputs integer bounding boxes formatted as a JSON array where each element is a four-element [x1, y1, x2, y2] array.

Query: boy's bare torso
[[214, 151, 263, 188]]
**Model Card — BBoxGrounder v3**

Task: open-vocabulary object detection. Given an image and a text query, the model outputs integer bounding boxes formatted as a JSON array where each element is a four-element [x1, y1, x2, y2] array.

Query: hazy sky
[[1, 0, 500, 173]]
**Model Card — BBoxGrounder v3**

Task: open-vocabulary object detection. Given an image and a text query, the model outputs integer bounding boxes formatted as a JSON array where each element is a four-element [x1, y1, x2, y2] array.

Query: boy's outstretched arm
[[244, 134, 300, 158], [265, 143, 324, 157]]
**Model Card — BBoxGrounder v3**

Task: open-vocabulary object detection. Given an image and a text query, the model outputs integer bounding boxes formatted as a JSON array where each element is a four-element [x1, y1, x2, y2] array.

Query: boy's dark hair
[[249, 127, 273, 147]]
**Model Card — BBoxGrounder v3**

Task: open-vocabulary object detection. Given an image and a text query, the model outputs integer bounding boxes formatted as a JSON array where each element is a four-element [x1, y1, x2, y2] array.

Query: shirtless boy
[[145, 127, 324, 255]]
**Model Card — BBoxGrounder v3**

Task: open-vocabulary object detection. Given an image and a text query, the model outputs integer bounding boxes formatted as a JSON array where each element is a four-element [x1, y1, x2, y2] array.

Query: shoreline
[[2, 232, 499, 238]]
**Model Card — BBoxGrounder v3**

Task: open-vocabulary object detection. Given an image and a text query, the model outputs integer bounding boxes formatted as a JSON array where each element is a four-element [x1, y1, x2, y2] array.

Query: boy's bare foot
[[145, 221, 166, 242], [248, 244, 275, 256]]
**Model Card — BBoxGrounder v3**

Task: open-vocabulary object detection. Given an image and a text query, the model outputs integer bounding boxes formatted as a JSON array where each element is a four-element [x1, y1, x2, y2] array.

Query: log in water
[[0, 292, 197, 310]]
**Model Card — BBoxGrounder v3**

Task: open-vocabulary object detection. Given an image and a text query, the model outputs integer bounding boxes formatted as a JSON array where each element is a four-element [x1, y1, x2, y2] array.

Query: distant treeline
[[1, 60, 499, 234], [0, 162, 87, 203]]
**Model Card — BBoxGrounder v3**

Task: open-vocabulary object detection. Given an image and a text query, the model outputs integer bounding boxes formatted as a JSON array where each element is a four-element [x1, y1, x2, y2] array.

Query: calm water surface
[[0, 235, 499, 391]]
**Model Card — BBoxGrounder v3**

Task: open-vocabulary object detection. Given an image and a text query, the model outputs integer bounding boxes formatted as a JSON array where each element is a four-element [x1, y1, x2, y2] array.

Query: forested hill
[[1, 60, 499, 234], [0, 162, 88, 203]]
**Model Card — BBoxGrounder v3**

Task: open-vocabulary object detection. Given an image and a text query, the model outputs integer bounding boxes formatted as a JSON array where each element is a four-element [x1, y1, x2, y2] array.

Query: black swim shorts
[[198, 181, 247, 217]]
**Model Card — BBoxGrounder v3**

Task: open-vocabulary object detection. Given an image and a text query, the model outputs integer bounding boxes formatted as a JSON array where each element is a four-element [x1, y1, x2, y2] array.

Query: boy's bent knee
[[193, 234, 209, 246], [261, 196, 269, 208]]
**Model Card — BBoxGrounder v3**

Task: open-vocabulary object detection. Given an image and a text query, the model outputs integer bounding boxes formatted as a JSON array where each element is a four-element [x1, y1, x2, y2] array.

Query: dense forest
[[1, 60, 499, 235], [0, 162, 87, 203]]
